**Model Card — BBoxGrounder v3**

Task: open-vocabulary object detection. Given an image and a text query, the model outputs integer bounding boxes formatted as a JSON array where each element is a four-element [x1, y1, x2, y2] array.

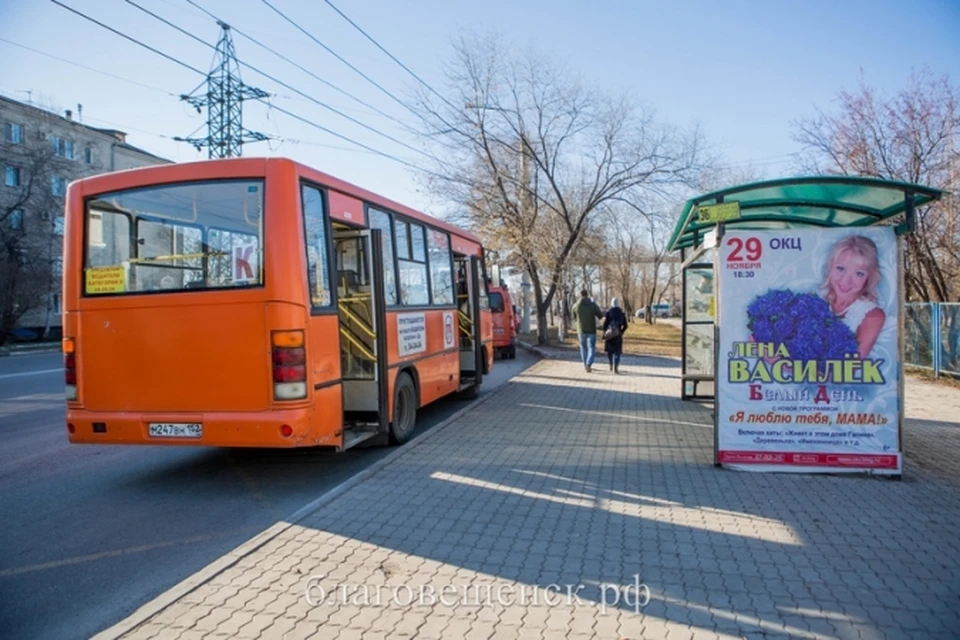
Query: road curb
[[516, 339, 553, 359], [0, 345, 61, 357], [91, 361, 541, 640]]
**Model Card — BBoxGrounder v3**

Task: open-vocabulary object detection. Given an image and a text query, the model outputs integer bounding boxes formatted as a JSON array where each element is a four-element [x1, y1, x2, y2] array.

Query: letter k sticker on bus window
[[232, 239, 258, 284]]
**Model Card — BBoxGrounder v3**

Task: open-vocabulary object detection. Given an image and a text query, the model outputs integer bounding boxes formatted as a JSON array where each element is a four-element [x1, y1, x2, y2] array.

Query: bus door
[[455, 254, 484, 389], [333, 228, 388, 449]]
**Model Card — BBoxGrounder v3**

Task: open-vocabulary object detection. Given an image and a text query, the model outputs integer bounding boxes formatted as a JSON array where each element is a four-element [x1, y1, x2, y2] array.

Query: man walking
[[571, 289, 603, 372]]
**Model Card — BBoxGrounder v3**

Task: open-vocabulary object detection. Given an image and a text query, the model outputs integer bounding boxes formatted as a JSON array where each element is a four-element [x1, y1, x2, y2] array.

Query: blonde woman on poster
[[819, 235, 886, 359]]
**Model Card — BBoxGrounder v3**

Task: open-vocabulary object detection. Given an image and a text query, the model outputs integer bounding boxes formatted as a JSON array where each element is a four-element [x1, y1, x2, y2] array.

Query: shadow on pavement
[[285, 368, 960, 638]]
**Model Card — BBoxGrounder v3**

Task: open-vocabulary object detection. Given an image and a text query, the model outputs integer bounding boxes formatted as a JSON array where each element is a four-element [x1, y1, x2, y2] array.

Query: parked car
[[635, 303, 671, 319]]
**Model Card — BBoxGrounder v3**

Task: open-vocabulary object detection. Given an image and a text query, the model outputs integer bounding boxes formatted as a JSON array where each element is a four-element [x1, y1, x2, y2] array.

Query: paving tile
[[114, 355, 960, 640]]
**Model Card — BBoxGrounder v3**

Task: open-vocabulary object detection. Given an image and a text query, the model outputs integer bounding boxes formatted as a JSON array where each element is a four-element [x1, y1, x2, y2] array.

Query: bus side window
[[302, 184, 332, 308], [368, 208, 397, 305]]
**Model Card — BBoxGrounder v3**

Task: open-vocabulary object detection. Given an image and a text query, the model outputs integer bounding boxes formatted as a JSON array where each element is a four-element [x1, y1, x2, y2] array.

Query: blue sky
[[1, 0, 958, 218]]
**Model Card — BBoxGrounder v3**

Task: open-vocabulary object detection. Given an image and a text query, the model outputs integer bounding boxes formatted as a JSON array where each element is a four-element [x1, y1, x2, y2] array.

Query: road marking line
[[0, 529, 260, 577], [0, 368, 62, 380]]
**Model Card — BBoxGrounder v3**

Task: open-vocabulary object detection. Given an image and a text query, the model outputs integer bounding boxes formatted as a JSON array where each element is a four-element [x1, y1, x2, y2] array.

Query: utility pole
[[175, 22, 269, 158]]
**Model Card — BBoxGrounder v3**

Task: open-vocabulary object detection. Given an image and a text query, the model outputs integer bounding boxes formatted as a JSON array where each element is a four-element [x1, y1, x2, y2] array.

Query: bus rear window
[[489, 291, 505, 313], [83, 180, 264, 295]]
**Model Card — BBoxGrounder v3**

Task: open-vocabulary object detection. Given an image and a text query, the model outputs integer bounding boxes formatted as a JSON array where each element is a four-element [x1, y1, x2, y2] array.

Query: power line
[[264, 101, 422, 170], [123, 0, 211, 48], [322, 0, 458, 113], [0, 38, 177, 96], [185, 0, 410, 130], [123, 0, 428, 159], [49, 0, 206, 76], [47, 0, 434, 173], [260, 0, 422, 120], [0, 85, 193, 142]]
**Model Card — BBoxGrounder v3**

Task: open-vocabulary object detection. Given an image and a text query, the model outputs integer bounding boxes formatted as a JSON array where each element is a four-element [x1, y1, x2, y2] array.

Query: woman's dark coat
[[603, 307, 628, 355]]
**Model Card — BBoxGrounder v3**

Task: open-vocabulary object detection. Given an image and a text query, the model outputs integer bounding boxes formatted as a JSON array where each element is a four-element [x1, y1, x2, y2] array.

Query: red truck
[[488, 283, 520, 359]]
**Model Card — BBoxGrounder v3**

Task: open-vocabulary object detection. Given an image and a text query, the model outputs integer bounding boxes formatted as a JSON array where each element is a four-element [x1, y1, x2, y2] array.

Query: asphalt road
[[0, 348, 536, 640]]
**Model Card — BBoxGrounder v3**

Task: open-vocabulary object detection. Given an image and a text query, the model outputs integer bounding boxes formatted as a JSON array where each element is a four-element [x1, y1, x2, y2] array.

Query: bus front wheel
[[390, 373, 417, 445]]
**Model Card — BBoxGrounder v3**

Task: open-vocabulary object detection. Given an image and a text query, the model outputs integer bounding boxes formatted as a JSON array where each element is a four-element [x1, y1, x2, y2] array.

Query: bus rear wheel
[[390, 373, 417, 445]]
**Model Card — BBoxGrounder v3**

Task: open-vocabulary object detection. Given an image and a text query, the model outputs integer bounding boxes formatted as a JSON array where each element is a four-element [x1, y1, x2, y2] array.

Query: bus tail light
[[271, 330, 307, 400], [64, 338, 77, 401]]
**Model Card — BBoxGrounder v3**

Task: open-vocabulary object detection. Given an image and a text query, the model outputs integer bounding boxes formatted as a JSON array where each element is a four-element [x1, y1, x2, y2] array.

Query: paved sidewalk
[[110, 351, 960, 639]]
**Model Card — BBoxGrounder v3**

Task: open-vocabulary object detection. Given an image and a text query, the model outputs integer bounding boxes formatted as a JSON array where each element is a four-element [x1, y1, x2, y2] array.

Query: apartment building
[[1, 95, 170, 340]]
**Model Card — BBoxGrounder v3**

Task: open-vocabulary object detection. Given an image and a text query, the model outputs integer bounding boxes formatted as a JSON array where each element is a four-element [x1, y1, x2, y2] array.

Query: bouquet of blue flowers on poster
[[747, 289, 860, 367], [716, 228, 901, 474]]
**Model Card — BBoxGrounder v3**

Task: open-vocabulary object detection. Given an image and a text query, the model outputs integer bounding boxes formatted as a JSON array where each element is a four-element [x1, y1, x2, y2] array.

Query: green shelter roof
[[667, 175, 945, 253]]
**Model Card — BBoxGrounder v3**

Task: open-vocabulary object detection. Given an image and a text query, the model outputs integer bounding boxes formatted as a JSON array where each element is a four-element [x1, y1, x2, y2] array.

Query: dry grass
[[905, 366, 960, 390], [521, 326, 960, 391], [519, 320, 682, 358]]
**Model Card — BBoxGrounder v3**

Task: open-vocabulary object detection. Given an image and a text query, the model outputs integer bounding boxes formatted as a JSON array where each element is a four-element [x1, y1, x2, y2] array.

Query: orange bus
[[62, 157, 494, 450]]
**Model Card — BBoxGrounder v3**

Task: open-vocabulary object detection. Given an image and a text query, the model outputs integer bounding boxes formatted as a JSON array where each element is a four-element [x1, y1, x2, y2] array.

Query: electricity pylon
[[176, 22, 269, 158]]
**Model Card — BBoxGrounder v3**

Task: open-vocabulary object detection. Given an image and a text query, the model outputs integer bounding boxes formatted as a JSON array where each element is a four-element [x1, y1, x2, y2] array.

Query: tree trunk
[[531, 271, 549, 345], [0, 251, 20, 345]]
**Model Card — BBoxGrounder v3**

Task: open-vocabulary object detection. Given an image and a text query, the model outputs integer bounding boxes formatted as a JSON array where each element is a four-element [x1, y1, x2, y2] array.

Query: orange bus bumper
[[65, 407, 339, 448]]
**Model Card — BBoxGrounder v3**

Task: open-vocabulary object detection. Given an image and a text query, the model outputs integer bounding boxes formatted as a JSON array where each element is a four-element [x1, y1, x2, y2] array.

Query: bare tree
[[598, 204, 648, 318], [792, 68, 960, 302], [634, 211, 678, 324], [416, 33, 706, 344], [0, 137, 62, 345]]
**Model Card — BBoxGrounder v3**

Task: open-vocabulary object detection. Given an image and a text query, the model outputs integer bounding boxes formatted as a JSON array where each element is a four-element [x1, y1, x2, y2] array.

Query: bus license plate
[[148, 423, 202, 438]]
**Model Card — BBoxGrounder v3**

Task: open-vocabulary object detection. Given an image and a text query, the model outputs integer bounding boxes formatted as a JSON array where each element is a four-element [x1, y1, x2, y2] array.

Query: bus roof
[[69, 156, 483, 246]]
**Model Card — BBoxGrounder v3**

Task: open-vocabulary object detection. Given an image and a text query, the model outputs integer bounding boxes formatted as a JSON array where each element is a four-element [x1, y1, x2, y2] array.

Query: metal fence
[[905, 303, 960, 377]]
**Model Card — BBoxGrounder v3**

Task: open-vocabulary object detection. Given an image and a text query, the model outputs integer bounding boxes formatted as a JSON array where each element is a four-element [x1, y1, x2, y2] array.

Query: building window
[[50, 136, 74, 159], [8, 208, 24, 230], [5, 166, 20, 187], [84, 147, 92, 164], [4, 123, 22, 144], [51, 176, 66, 196], [54, 215, 65, 236], [52, 256, 63, 277], [50, 293, 62, 314]]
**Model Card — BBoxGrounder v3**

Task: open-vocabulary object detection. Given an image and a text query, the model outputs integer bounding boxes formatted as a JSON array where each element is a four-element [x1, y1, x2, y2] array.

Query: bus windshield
[[83, 179, 264, 296]]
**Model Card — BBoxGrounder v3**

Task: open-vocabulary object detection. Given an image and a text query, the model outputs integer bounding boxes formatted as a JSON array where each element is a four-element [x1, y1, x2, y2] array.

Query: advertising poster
[[717, 228, 901, 473]]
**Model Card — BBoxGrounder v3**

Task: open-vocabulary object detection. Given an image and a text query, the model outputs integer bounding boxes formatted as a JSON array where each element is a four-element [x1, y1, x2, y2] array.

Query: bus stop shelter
[[666, 176, 944, 402], [667, 175, 945, 475]]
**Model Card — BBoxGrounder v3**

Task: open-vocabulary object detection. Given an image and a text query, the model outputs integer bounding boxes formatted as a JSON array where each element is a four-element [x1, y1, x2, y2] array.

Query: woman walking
[[603, 298, 628, 373]]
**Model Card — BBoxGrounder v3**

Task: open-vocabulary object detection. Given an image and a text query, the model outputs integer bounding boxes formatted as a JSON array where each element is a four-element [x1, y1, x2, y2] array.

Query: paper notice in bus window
[[397, 312, 427, 357], [85, 265, 126, 293]]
